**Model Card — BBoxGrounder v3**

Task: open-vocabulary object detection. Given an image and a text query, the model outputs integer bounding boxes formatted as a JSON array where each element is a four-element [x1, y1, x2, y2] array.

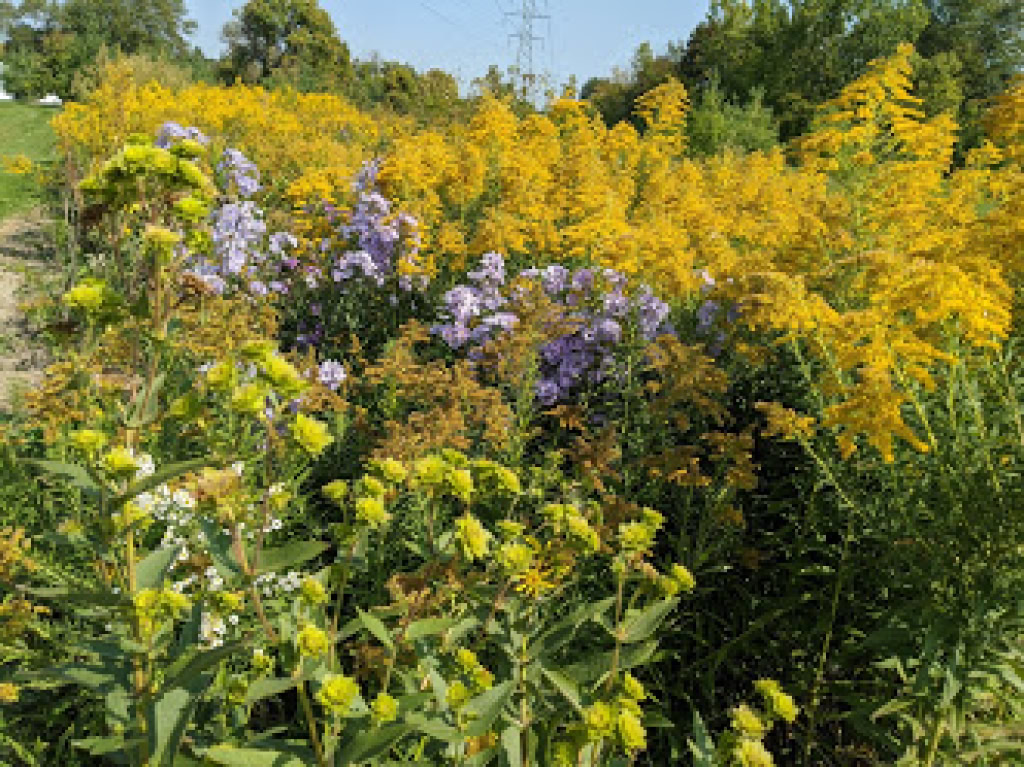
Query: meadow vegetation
[[0, 31, 1021, 767]]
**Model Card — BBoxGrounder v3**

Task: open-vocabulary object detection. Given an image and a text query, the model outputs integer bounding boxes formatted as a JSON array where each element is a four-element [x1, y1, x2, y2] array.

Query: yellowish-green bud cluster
[[134, 588, 191, 640], [372, 457, 408, 483], [322, 480, 348, 505], [261, 354, 307, 398], [300, 578, 328, 606], [292, 413, 333, 457], [446, 679, 471, 710], [230, 383, 267, 416], [370, 692, 399, 724], [455, 514, 490, 561], [730, 704, 765, 738], [496, 541, 534, 575], [70, 429, 107, 454], [102, 446, 140, 476], [296, 625, 329, 657], [355, 496, 390, 528], [62, 279, 107, 313], [317, 673, 360, 715], [205, 361, 236, 392], [754, 679, 798, 723]]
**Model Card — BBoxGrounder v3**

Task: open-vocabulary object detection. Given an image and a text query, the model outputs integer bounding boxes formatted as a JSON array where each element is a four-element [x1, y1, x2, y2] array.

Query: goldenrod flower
[[0, 683, 19, 704]]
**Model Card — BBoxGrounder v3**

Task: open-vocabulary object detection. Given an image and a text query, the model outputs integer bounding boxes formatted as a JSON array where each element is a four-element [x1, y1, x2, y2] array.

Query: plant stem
[[296, 678, 327, 767]]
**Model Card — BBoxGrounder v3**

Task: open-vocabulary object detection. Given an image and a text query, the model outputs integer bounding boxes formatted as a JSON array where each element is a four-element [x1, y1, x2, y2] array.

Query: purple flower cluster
[[324, 160, 426, 291], [694, 269, 739, 355], [156, 122, 210, 149], [218, 148, 261, 199], [433, 253, 674, 405], [317, 359, 347, 391]]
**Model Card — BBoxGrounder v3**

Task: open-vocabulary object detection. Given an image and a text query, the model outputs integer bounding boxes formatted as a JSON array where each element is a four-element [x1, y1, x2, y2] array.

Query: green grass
[[0, 101, 57, 222]]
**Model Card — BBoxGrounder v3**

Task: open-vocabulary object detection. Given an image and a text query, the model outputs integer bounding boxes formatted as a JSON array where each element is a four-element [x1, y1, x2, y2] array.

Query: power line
[[506, 0, 549, 103]]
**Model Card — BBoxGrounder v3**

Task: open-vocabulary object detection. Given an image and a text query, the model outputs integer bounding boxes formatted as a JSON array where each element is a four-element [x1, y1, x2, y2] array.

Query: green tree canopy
[[220, 0, 350, 91], [1, 0, 197, 97]]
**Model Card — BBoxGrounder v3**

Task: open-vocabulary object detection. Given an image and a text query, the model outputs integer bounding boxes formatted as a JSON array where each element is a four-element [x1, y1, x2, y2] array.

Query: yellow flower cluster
[[52, 44, 1022, 465]]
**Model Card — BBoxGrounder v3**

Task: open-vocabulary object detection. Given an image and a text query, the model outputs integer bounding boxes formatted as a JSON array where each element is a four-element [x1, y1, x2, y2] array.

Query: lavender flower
[[318, 360, 347, 391]]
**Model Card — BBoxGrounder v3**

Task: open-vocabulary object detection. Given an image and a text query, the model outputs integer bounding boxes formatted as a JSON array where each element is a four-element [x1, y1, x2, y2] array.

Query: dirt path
[[0, 209, 54, 411]]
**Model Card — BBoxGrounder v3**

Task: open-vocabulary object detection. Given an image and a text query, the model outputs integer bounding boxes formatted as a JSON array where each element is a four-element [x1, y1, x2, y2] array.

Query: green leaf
[[620, 598, 678, 643], [501, 725, 522, 767], [254, 541, 329, 576], [126, 373, 165, 429], [72, 735, 139, 757], [561, 642, 658, 685], [405, 617, 457, 642], [687, 710, 716, 767], [149, 675, 211, 767], [162, 641, 243, 693], [28, 459, 100, 492], [244, 677, 298, 706], [113, 456, 216, 508], [202, 745, 310, 767], [200, 519, 244, 578], [357, 608, 394, 651], [21, 586, 127, 607], [540, 666, 581, 712], [462, 680, 515, 738], [136, 546, 182, 590], [335, 723, 413, 765]]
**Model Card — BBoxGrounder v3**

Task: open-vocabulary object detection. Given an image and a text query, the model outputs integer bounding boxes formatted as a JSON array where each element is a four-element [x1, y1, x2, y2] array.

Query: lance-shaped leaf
[[620, 598, 678, 643], [161, 640, 244, 693], [202, 745, 311, 766], [244, 676, 298, 706], [357, 608, 394, 651], [28, 459, 100, 492], [112, 455, 218, 508], [253, 541, 329, 576], [148, 671, 214, 767], [136, 546, 182, 590], [335, 723, 414, 765], [462, 680, 515, 738]]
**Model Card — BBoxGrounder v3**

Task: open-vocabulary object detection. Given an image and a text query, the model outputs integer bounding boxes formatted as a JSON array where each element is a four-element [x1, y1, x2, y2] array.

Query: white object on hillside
[[0, 62, 13, 101], [37, 93, 62, 107]]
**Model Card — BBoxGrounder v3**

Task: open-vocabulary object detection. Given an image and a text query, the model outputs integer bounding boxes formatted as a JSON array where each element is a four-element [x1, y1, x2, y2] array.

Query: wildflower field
[[0, 45, 1022, 766]]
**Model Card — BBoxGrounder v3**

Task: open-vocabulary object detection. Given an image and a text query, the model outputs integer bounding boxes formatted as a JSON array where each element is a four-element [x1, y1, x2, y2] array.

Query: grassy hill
[[0, 102, 57, 222]]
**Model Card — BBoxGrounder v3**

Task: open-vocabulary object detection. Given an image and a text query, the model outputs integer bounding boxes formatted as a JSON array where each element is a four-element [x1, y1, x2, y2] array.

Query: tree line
[[2, 0, 1021, 152]]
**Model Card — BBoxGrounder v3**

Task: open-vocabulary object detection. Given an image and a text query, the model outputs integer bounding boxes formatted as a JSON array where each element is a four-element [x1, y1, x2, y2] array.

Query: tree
[[220, 0, 350, 91], [1, 0, 196, 97]]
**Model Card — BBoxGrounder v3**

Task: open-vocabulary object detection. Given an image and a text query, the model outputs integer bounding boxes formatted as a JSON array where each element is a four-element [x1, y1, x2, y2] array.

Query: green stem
[[296, 678, 327, 767]]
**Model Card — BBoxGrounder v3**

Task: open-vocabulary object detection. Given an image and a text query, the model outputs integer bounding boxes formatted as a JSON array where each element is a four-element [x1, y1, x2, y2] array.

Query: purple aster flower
[[317, 360, 347, 391]]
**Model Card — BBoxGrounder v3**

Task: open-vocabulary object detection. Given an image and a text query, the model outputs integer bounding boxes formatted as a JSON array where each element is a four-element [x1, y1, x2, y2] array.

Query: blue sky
[[185, 1, 710, 91]]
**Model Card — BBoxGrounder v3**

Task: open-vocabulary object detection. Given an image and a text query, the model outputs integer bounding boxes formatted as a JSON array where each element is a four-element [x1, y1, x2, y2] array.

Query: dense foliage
[[0, 23, 1022, 767]]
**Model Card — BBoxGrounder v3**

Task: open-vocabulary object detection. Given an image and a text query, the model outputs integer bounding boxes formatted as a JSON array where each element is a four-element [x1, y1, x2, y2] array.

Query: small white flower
[[228, 614, 240, 626]]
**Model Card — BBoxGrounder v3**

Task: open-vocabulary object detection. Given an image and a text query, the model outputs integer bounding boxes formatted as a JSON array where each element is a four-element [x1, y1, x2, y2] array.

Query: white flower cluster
[[200, 611, 228, 648], [254, 570, 302, 597]]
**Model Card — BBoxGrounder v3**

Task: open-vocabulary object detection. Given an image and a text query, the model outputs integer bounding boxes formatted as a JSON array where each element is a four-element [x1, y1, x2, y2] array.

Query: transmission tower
[[506, 0, 549, 103]]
